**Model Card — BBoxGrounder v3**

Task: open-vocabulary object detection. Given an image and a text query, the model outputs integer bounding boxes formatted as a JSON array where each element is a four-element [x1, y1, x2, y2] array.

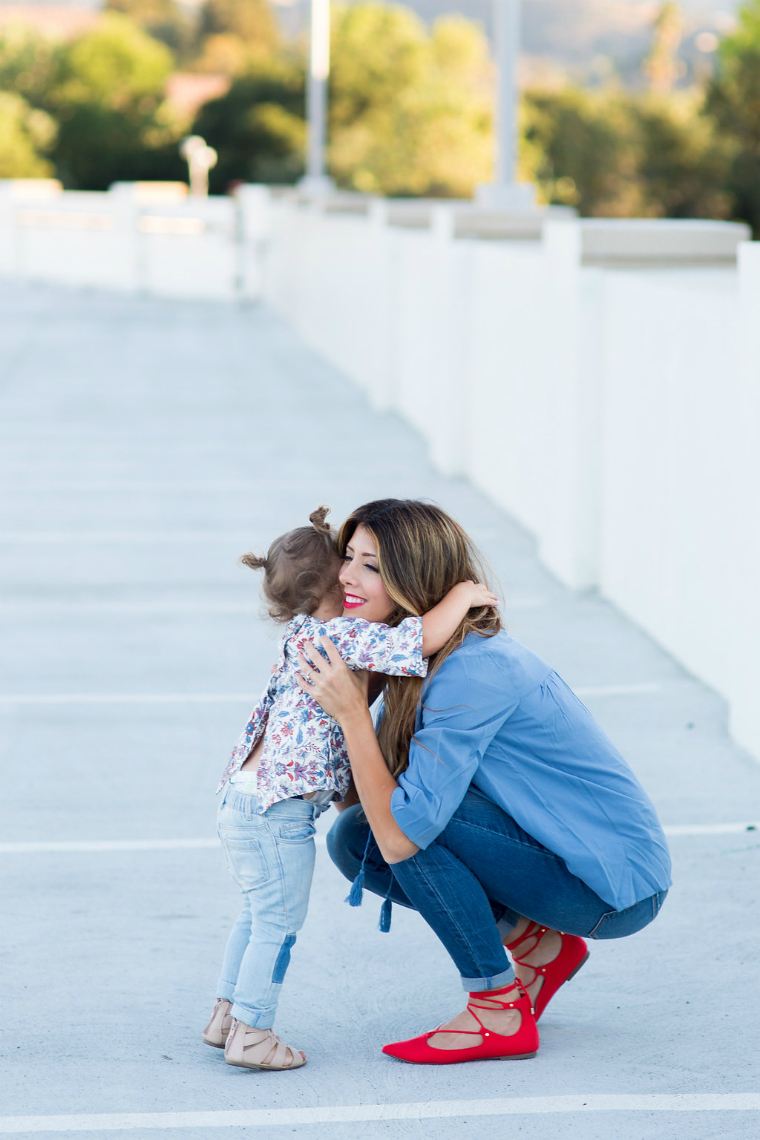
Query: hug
[[203, 498, 671, 1070]]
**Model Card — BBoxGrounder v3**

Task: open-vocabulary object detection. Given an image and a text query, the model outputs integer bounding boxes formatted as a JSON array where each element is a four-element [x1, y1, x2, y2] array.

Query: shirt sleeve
[[391, 650, 518, 848], [323, 616, 427, 677]]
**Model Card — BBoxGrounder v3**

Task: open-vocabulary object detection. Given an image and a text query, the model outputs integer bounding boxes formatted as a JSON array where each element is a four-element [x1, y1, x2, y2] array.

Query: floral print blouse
[[218, 613, 427, 811]]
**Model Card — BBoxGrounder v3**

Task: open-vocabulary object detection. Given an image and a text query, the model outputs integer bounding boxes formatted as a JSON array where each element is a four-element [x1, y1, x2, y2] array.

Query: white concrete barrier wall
[[0, 180, 238, 299], [2, 178, 758, 761], [259, 195, 760, 762]]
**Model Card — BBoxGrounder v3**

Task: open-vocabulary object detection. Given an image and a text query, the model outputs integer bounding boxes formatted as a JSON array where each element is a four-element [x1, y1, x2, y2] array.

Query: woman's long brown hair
[[336, 499, 501, 778]]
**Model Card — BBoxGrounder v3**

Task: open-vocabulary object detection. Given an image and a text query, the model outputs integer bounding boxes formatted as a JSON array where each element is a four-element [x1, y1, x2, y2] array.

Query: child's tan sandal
[[224, 1019, 306, 1070], [202, 999, 233, 1048]]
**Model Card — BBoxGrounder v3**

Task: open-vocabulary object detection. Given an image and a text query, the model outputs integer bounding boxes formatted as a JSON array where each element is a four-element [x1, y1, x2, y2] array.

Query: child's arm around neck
[[421, 582, 499, 657]]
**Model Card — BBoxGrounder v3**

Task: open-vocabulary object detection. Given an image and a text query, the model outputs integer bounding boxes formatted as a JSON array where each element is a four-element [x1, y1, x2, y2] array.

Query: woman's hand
[[297, 636, 418, 863], [296, 636, 369, 725]]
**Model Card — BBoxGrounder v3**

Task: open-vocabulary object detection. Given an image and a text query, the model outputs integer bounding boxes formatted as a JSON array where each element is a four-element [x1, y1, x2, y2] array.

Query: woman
[[297, 499, 671, 1064]]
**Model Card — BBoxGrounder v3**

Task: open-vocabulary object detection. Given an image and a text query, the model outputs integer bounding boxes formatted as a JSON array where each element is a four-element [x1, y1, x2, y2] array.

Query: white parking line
[[0, 837, 327, 853], [0, 684, 664, 705], [0, 1094, 758, 1133], [0, 602, 256, 615], [0, 532, 253, 544], [0, 694, 252, 704], [0, 823, 753, 856]]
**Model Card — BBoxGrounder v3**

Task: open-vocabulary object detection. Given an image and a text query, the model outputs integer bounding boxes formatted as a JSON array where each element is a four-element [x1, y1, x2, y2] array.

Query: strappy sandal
[[224, 1018, 306, 1071], [505, 921, 589, 1021], [382, 979, 538, 1065], [202, 998, 233, 1048]]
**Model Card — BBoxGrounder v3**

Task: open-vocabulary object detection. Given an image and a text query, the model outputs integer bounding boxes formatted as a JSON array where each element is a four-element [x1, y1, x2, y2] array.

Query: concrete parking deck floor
[[1, 281, 758, 1140]]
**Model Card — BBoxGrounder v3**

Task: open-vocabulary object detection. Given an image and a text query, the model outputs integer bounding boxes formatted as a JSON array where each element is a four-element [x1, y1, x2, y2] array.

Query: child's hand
[[455, 580, 500, 609]]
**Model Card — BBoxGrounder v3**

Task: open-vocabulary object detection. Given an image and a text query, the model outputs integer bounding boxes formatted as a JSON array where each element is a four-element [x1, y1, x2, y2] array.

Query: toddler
[[203, 506, 497, 1071]]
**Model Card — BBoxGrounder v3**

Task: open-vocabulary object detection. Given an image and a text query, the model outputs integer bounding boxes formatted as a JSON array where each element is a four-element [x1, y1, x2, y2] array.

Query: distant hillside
[[0, 0, 742, 79]]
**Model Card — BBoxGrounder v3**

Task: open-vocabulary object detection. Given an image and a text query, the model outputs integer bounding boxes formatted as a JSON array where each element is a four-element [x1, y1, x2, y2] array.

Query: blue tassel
[[378, 898, 392, 933], [346, 868, 365, 907]]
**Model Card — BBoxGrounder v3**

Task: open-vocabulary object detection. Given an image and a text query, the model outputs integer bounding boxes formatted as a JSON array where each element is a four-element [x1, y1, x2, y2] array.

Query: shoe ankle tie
[[424, 980, 534, 1042], [505, 922, 554, 984]]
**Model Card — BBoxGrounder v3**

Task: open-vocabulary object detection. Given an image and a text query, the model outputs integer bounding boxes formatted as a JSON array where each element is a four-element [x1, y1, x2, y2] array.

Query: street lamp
[[476, 0, 535, 210], [180, 135, 218, 197], [299, 0, 334, 197]]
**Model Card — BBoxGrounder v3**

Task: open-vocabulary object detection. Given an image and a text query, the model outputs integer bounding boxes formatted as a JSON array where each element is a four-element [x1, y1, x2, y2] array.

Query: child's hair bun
[[309, 505, 332, 535], [239, 551, 268, 571]]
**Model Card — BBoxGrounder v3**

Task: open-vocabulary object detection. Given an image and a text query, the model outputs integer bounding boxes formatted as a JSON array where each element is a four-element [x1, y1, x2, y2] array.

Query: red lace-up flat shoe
[[381, 979, 538, 1065], [505, 922, 589, 1021]]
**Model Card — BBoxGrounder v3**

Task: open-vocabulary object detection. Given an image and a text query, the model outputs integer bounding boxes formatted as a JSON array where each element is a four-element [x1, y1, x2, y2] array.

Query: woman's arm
[[296, 638, 419, 863], [421, 581, 498, 657]]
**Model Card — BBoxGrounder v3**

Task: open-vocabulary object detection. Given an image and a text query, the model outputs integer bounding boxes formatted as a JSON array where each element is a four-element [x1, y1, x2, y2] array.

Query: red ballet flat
[[505, 922, 589, 1021], [382, 979, 538, 1065]]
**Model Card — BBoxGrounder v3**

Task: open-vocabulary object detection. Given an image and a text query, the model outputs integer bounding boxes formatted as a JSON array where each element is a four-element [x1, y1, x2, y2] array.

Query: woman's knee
[[326, 805, 369, 882]]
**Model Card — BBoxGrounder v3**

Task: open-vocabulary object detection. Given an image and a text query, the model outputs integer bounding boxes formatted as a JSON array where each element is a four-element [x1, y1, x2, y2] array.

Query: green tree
[[48, 14, 184, 189], [522, 87, 634, 214], [705, 0, 760, 232], [523, 86, 730, 219], [0, 90, 57, 177], [197, 0, 277, 51], [643, 2, 684, 93], [329, 6, 492, 196], [193, 59, 305, 189], [0, 26, 57, 108], [105, 0, 193, 58]]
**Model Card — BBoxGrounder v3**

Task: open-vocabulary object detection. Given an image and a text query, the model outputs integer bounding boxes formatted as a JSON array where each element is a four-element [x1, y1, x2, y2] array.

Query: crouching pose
[[299, 499, 672, 1065]]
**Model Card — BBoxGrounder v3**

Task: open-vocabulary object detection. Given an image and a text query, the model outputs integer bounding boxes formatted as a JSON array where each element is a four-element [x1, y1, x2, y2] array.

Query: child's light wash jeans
[[216, 786, 317, 1028]]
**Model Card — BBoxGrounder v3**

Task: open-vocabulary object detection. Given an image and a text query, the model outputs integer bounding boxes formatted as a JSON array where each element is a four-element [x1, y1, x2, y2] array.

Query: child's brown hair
[[240, 506, 341, 622]]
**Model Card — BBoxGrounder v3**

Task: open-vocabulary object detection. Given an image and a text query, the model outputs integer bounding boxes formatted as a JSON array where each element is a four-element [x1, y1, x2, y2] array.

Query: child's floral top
[[218, 613, 427, 811]]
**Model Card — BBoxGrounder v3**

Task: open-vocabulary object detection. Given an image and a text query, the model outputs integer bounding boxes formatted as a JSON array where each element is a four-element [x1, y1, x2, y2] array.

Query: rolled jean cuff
[[231, 1000, 277, 1028], [460, 963, 515, 993]]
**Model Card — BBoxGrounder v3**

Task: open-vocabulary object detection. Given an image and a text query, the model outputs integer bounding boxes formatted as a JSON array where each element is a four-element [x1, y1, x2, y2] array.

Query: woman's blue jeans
[[327, 788, 667, 992]]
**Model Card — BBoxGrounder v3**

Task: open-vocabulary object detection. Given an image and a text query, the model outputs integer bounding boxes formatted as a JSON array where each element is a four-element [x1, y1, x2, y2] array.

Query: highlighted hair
[[337, 499, 500, 777]]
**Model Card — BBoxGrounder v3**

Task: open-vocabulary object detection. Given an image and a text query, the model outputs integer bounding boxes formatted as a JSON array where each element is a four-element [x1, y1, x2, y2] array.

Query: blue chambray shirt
[[390, 630, 672, 912]]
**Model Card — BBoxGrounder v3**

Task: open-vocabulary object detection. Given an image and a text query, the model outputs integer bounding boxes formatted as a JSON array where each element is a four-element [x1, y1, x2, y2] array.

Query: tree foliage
[[328, 7, 492, 196], [105, 0, 193, 58], [523, 86, 731, 219], [0, 90, 57, 177], [705, 0, 760, 232], [194, 60, 306, 189], [46, 14, 182, 189]]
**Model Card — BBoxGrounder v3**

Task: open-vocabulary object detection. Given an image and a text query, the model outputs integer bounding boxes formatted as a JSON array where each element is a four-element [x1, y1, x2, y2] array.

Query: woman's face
[[339, 525, 394, 623]]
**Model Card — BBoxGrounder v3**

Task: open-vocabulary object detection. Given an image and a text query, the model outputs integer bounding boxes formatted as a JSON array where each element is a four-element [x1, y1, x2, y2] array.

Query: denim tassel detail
[[378, 897, 392, 932], [345, 832, 373, 908], [346, 867, 365, 907]]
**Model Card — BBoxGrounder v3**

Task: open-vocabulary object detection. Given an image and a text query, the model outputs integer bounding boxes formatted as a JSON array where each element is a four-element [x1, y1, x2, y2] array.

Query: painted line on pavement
[[0, 694, 252, 704], [0, 532, 253, 544], [0, 684, 663, 705], [0, 836, 327, 853], [0, 602, 256, 615], [0, 823, 754, 856], [0, 1094, 758, 1133]]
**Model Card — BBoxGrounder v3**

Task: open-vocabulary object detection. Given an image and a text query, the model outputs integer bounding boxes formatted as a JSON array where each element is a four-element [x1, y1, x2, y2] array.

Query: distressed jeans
[[216, 788, 317, 1027], [327, 787, 668, 992]]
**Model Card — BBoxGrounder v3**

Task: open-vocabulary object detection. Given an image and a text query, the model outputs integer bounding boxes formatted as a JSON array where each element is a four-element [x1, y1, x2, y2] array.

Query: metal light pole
[[180, 135, 217, 197], [476, 0, 535, 210], [300, 0, 334, 197]]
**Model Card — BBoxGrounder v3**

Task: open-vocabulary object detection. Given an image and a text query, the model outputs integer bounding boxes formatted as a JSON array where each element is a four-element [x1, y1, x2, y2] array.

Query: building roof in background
[[165, 72, 231, 119], [0, 3, 99, 37]]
